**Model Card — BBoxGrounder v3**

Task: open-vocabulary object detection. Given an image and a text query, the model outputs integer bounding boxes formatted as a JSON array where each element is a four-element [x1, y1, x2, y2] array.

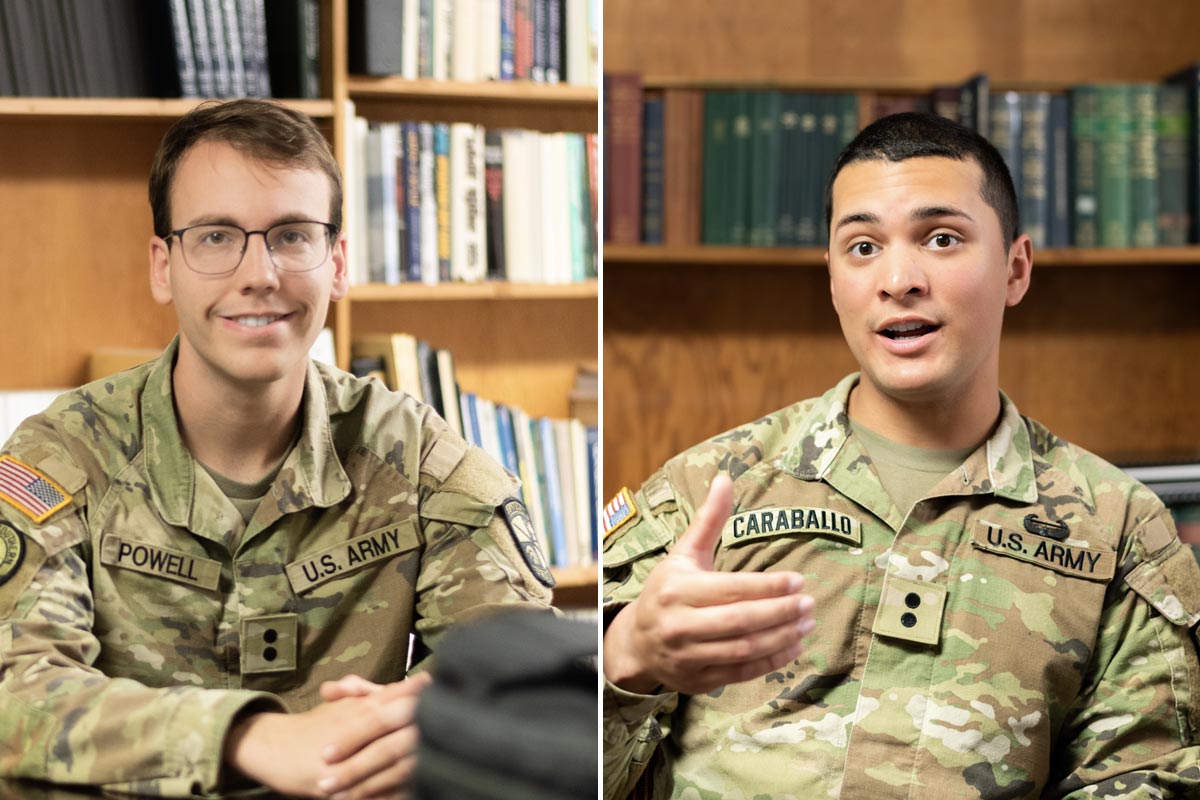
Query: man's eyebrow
[[912, 205, 974, 224], [181, 213, 316, 228], [833, 211, 881, 232]]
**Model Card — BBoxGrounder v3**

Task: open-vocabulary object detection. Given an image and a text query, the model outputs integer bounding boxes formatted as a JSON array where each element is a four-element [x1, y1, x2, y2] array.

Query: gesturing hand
[[603, 475, 816, 695]]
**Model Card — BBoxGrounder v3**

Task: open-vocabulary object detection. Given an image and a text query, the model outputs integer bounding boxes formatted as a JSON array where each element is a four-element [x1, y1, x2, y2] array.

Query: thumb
[[671, 474, 733, 570]]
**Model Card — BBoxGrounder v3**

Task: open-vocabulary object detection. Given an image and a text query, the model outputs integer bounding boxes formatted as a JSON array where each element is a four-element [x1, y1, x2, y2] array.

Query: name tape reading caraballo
[[286, 521, 419, 594], [972, 521, 1115, 581], [100, 535, 221, 591], [722, 506, 862, 548]]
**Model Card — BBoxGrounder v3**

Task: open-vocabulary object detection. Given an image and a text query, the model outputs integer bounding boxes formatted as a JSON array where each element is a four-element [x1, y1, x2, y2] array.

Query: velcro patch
[[602, 487, 638, 541], [500, 497, 555, 588], [0, 522, 25, 587], [972, 521, 1115, 582], [0, 455, 72, 523], [100, 535, 222, 591], [286, 520, 420, 594], [723, 506, 862, 548]]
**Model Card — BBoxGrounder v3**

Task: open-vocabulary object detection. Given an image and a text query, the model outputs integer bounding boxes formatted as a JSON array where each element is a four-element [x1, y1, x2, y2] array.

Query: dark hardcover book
[[1047, 93, 1072, 248], [1097, 84, 1133, 248], [205, 0, 232, 97], [235, 0, 264, 96], [794, 93, 818, 246], [348, 0, 403, 75], [36, 0, 71, 96], [57, 0, 90, 96], [988, 90, 1022, 201], [484, 130, 507, 279], [641, 95, 665, 244], [220, 0, 246, 95], [701, 91, 730, 244], [391, 125, 411, 282], [531, 0, 547, 83], [63, 0, 100, 96], [1164, 63, 1200, 243], [664, 88, 703, 245], [416, 341, 444, 419], [959, 73, 989, 137], [514, 0, 532, 80], [586, 424, 598, 559], [603, 72, 643, 244], [729, 90, 752, 245], [499, 0, 515, 80], [9, 0, 53, 96], [1070, 85, 1101, 247], [1018, 92, 1051, 249], [350, 355, 387, 382], [775, 92, 799, 246], [814, 93, 843, 247], [930, 85, 961, 122], [0, 2, 16, 95], [113, 0, 154, 97], [546, 0, 561, 83], [1157, 83, 1191, 246], [1130, 83, 1158, 247], [266, 0, 319, 97], [749, 90, 780, 247], [402, 121, 423, 282], [185, 0, 215, 96]]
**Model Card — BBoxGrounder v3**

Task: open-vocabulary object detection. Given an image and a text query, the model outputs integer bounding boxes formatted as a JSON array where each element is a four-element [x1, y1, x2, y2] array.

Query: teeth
[[233, 315, 281, 327], [887, 321, 928, 334]]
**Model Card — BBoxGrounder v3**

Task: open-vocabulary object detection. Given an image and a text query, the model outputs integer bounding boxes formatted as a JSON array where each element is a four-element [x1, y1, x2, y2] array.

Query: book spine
[[537, 417, 567, 567], [392, 125, 410, 282], [584, 133, 598, 277], [546, 0, 561, 83], [204, 0, 230, 97], [450, 123, 488, 282], [531, 0, 546, 82], [478, 0, 500, 82], [168, 0, 199, 97], [1070, 85, 1100, 247], [403, 122, 423, 282], [729, 90, 752, 245], [640, 96, 664, 244], [418, 0, 433, 78], [1097, 84, 1133, 248], [365, 126, 387, 284], [794, 94, 816, 246], [815, 93, 840, 247], [484, 130, 507, 279], [220, 0, 246, 94], [603, 73, 643, 244], [419, 123, 439, 283], [435, 123, 452, 281], [1019, 92, 1051, 249], [1130, 83, 1158, 247], [664, 88, 703, 245], [401, 0, 419, 79], [499, 0, 515, 80], [1048, 94, 1071, 247], [185, 0, 214, 96], [513, 0, 532, 80], [1157, 83, 1191, 246], [564, 134, 585, 280], [774, 92, 798, 246], [349, 0, 403, 76], [749, 91, 780, 247], [930, 86, 961, 122], [701, 91, 727, 244], [432, 0, 451, 81]]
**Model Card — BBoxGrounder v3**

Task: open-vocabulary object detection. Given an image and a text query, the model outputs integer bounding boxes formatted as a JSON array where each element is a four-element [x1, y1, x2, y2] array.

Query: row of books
[[349, 0, 597, 86], [604, 67, 1200, 250], [350, 333, 597, 568], [0, 0, 319, 99], [344, 114, 598, 286]]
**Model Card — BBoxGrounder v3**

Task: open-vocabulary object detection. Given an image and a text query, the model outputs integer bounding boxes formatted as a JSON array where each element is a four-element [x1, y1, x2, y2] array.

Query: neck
[[847, 374, 1001, 452], [171, 346, 305, 484]]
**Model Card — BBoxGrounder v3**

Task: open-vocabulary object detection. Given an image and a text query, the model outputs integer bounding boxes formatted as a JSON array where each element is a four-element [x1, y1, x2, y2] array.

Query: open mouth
[[880, 321, 938, 340]]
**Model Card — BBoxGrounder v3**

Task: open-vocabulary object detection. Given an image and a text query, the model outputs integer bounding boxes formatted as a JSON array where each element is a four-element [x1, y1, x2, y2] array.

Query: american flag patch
[[0, 455, 71, 523], [602, 486, 639, 540]]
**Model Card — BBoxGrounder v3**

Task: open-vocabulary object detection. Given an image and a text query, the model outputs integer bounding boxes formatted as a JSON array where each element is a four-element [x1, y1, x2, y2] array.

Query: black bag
[[414, 609, 598, 800]]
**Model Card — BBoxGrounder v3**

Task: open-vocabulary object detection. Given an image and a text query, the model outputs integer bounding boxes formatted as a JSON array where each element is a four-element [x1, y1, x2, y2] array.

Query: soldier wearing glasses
[[0, 100, 552, 798]]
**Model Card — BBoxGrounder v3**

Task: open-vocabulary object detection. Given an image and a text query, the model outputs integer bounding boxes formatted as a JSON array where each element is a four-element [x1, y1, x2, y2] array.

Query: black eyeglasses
[[167, 221, 339, 275]]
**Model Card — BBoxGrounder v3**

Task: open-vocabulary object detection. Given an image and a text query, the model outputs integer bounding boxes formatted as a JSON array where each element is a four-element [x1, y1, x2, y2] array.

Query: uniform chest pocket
[[285, 519, 420, 595]]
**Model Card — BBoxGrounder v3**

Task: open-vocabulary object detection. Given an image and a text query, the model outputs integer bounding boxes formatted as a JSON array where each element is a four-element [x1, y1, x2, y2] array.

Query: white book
[[512, 408, 551, 563], [500, 130, 529, 283], [450, 123, 488, 283], [402, 0, 420, 79], [378, 123, 401, 284], [364, 126, 387, 284], [418, 123, 440, 285], [553, 419, 580, 567], [451, 0, 479, 81], [538, 133, 571, 283], [476, 398, 504, 468], [478, 0, 501, 82], [564, 0, 586, 86], [568, 418, 593, 563], [346, 107, 371, 287], [433, 0, 452, 80]]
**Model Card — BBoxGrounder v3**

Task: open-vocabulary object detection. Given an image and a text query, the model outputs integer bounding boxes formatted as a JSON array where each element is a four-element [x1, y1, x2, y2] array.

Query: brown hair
[[149, 99, 342, 238]]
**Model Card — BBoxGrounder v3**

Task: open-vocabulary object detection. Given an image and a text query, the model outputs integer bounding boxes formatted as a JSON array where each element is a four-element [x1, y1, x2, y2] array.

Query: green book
[[730, 90, 753, 245], [775, 92, 800, 245], [1070, 85, 1101, 247], [1097, 84, 1133, 248], [815, 94, 840, 248], [749, 91, 781, 246], [1157, 83, 1191, 246], [1019, 92, 1051, 249], [1130, 83, 1159, 247], [796, 96, 818, 245], [702, 91, 730, 244]]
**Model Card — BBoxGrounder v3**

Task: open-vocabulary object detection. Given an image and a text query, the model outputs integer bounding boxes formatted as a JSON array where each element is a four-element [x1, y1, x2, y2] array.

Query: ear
[[1003, 234, 1033, 307], [149, 236, 173, 306], [328, 232, 349, 301], [826, 250, 840, 315]]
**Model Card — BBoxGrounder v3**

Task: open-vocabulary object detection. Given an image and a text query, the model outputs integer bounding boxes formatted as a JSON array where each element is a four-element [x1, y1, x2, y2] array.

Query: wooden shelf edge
[[347, 76, 597, 105], [604, 244, 1200, 268], [0, 97, 336, 120], [550, 564, 598, 588], [347, 279, 598, 301]]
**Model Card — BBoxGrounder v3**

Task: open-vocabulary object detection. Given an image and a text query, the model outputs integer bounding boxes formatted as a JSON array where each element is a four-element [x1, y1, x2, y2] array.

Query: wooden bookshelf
[[602, 0, 1200, 500], [550, 564, 599, 607], [347, 279, 598, 301], [0, 97, 335, 120]]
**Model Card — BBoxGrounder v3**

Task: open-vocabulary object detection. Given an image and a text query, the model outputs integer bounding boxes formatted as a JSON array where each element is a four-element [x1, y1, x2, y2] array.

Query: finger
[[670, 475, 734, 569], [683, 592, 814, 642], [322, 695, 420, 765], [321, 674, 384, 702], [661, 568, 806, 608], [336, 753, 417, 800], [666, 614, 814, 669], [318, 727, 418, 798]]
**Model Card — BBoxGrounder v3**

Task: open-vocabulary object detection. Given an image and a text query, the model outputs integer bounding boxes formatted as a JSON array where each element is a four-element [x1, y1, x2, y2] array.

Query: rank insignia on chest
[[602, 487, 638, 541], [0, 455, 72, 523]]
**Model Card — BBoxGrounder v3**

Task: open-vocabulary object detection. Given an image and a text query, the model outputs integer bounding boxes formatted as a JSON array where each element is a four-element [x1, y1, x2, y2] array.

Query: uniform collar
[[779, 373, 1038, 506], [143, 337, 351, 542]]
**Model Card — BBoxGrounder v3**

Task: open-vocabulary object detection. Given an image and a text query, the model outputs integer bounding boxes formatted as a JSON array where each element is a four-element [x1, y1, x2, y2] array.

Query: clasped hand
[[603, 475, 816, 695]]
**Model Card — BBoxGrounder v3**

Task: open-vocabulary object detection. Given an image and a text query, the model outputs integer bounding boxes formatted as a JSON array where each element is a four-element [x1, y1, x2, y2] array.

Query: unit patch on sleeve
[[0, 522, 25, 586], [0, 455, 72, 523], [602, 487, 639, 541], [501, 497, 555, 588]]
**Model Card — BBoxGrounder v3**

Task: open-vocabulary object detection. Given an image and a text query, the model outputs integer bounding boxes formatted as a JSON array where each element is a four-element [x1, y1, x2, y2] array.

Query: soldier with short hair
[[602, 112, 1200, 799], [0, 99, 554, 798]]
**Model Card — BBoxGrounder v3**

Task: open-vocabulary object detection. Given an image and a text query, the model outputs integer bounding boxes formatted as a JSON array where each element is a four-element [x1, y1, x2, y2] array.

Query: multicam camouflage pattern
[[604, 373, 1200, 800], [0, 338, 551, 796]]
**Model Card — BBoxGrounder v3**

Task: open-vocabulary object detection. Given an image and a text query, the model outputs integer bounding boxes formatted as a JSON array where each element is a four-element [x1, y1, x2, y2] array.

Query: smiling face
[[826, 156, 1031, 419], [149, 139, 348, 393]]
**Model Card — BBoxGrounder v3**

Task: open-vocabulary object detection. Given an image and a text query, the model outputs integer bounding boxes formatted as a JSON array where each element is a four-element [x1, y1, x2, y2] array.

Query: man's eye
[[852, 242, 877, 257], [929, 233, 959, 249]]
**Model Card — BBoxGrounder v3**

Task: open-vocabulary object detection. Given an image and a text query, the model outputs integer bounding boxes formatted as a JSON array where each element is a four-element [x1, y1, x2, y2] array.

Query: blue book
[[402, 122, 423, 282], [641, 97, 664, 244], [586, 424, 598, 560], [537, 417, 567, 567], [462, 392, 482, 447], [499, 0, 515, 80], [495, 404, 521, 480]]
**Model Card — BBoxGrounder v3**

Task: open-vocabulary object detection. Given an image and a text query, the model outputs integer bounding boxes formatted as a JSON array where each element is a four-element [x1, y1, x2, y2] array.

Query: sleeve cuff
[[603, 677, 677, 725]]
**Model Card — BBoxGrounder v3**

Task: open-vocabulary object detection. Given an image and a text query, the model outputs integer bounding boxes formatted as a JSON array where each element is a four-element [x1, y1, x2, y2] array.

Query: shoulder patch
[[500, 497, 555, 588], [0, 522, 25, 586], [0, 455, 72, 523], [602, 487, 639, 541]]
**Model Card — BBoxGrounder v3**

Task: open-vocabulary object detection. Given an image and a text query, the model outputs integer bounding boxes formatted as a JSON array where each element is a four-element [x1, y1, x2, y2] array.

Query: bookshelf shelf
[[0, 97, 336, 121], [550, 564, 598, 607], [347, 280, 598, 301], [604, 245, 1200, 268], [347, 76, 596, 106]]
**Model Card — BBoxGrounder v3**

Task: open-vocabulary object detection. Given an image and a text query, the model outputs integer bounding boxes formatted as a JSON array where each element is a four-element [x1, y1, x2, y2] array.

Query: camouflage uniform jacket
[[0, 338, 553, 796], [603, 374, 1200, 799]]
